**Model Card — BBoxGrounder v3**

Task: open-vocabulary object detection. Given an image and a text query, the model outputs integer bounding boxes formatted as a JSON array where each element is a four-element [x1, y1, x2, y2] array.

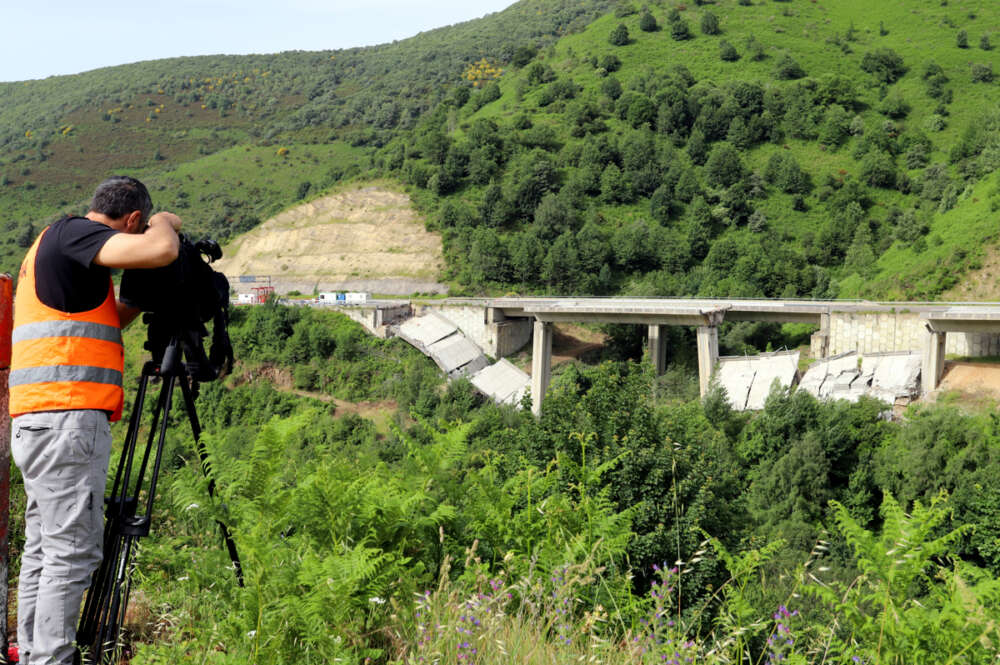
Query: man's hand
[[94, 211, 181, 269], [149, 211, 182, 233]]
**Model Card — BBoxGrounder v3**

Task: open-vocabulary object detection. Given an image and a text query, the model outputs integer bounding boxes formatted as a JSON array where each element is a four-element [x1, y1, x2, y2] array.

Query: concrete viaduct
[[334, 297, 1000, 417]]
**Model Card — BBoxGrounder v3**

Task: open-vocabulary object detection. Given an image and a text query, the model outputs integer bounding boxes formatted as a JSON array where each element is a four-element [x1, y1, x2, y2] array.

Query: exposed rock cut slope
[[215, 184, 447, 295]]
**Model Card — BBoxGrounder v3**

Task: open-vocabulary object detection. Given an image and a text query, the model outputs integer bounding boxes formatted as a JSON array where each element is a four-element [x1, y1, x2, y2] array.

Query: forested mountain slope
[[0, 0, 611, 273], [381, 0, 1000, 299]]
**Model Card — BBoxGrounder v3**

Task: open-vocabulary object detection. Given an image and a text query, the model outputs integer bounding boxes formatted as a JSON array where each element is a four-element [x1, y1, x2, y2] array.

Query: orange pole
[[0, 273, 12, 660]]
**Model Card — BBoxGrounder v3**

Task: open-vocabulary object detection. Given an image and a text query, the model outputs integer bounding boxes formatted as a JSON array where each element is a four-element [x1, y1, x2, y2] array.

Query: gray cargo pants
[[12, 410, 111, 665]]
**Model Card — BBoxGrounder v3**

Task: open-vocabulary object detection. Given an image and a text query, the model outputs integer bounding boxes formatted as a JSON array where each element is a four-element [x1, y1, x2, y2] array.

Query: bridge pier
[[648, 324, 668, 375], [921, 326, 946, 393], [530, 320, 553, 417], [697, 325, 720, 397]]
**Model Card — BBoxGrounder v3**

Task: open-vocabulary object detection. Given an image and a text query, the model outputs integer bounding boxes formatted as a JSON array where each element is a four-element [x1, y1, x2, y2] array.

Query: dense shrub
[[609, 23, 630, 46], [861, 47, 908, 83]]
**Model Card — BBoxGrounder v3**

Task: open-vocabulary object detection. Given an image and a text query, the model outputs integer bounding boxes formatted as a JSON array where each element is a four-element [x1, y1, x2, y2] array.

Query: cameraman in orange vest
[[9, 176, 181, 665]]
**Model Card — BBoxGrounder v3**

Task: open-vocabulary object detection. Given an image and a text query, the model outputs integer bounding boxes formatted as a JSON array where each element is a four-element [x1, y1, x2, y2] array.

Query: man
[[9, 176, 181, 665]]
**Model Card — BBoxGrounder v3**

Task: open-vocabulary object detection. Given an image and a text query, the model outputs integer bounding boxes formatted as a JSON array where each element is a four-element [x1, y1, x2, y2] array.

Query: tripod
[[77, 330, 244, 664]]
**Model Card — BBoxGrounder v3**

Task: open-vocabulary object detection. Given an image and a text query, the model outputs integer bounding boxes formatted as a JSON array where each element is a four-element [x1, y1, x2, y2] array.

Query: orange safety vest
[[9, 226, 124, 421]]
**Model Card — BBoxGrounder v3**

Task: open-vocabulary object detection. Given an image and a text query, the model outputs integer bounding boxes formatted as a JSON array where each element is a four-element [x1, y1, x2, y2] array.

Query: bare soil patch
[[510, 323, 608, 374], [923, 360, 1000, 407], [214, 183, 448, 295]]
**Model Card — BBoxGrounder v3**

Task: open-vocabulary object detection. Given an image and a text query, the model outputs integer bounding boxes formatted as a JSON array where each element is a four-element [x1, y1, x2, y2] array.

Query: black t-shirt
[[34, 216, 119, 313]]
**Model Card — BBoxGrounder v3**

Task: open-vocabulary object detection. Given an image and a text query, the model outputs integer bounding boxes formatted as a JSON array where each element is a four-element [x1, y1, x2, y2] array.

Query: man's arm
[[94, 212, 182, 269]]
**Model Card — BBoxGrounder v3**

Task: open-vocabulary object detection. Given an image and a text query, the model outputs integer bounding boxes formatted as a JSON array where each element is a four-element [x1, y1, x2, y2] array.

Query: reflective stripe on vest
[[10, 224, 125, 420], [9, 365, 123, 387], [12, 320, 122, 345]]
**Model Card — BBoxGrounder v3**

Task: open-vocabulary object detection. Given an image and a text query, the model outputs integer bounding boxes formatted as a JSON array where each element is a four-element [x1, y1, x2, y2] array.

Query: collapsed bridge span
[[299, 296, 1000, 416]]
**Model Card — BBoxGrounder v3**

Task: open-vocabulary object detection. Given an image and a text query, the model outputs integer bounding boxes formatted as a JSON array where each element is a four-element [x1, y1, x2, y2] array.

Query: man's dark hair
[[89, 176, 153, 223]]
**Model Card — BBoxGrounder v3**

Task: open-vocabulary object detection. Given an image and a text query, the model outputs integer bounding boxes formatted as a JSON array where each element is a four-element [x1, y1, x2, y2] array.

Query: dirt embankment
[[925, 360, 1000, 407], [214, 184, 448, 295]]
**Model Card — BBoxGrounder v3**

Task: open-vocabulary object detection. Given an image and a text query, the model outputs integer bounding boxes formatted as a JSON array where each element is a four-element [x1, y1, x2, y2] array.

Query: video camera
[[119, 234, 233, 382]]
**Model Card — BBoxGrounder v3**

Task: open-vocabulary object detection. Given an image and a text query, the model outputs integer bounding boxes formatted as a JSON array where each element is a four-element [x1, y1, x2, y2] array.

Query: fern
[[803, 492, 997, 664]]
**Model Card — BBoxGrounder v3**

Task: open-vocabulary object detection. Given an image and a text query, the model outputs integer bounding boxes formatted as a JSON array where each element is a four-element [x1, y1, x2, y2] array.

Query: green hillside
[[1, 0, 998, 300], [384, 0, 1000, 299], [0, 0, 611, 271]]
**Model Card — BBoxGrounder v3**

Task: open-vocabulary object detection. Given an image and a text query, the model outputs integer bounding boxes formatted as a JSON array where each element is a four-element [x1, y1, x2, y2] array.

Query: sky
[[2, 0, 516, 82]]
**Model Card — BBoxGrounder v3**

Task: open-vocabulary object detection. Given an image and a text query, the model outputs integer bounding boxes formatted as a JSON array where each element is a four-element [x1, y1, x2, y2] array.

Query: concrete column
[[648, 324, 668, 376], [921, 326, 947, 394], [697, 325, 719, 397], [530, 320, 553, 417]]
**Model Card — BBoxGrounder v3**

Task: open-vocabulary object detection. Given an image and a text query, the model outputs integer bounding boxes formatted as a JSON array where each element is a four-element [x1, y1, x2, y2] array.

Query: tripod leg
[[78, 368, 151, 657], [78, 371, 171, 664], [177, 375, 245, 587]]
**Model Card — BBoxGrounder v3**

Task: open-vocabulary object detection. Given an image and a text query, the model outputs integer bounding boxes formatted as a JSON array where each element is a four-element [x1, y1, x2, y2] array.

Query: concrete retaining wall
[[828, 311, 1000, 357], [325, 303, 411, 339]]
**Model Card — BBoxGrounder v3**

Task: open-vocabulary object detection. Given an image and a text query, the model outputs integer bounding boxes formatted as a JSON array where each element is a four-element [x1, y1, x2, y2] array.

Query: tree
[[466, 227, 509, 285], [844, 222, 876, 276], [704, 142, 745, 188], [601, 76, 623, 100], [509, 231, 545, 283], [609, 23, 630, 46], [510, 45, 538, 68], [878, 92, 910, 119], [981, 34, 993, 51], [727, 116, 753, 150], [861, 151, 898, 189], [674, 167, 701, 202], [687, 196, 714, 260], [16, 223, 35, 248], [626, 94, 657, 128], [861, 48, 907, 84], [956, 30, 968, 49], [541, 232, 582, 289], [774, 54, 805, 80], [600, 163, 631, 203], [700, 11, 720, 35], [533, 193, 579, 241], [971, 63, 994, 83], [639, 10, 658, 32], [817, 105, 851, 147], [576, 220, 612, 275], [746, 34, 766, 61], [612, 219, 659, 272], [670, 18, 692, 41], [686, 128, 708, 165], [599, 54, 622, 73], [649, 184, 675, 224], [719, 40, 740, 61]]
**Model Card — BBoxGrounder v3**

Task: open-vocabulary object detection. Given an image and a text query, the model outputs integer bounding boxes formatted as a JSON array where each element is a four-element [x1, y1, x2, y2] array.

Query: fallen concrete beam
[[397, 312, 458, 351], [716, 351, 799, 411], [427, 334, 488, 378], [746, 351, 799, 410], [471, 359, 531, 406]]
